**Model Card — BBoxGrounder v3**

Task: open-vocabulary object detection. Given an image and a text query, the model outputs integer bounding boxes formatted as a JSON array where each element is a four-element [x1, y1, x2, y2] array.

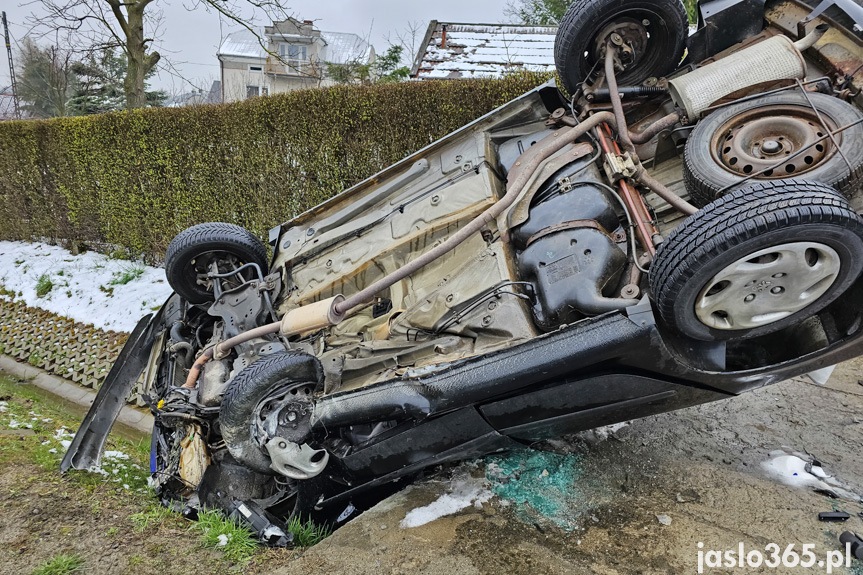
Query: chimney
[[304, 20, 313, 25], [441, 24, 447, 49]]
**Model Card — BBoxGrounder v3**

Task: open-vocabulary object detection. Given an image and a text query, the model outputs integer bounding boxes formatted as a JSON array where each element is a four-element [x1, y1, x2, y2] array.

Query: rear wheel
[[554, 0, 688, 95], [649, 180, 863, 341]]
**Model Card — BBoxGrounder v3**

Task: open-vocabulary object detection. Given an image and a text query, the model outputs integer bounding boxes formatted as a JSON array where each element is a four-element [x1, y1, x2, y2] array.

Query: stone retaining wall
[[0, 299, 135, 401]]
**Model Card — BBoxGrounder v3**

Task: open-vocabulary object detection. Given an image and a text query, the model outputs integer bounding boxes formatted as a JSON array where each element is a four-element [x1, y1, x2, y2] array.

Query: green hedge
[[0, 73, 550, 259]]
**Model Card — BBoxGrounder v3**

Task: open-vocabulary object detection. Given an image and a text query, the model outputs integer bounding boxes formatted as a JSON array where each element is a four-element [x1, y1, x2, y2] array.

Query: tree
[[29, 0, 294, 109], [374, 45, 409, 84], [68, 47, 165, 115], [17, 38, 75, 118], [503, 0, 570, 26], [384, 20, 424, 67], [326, 60, 371, 85]]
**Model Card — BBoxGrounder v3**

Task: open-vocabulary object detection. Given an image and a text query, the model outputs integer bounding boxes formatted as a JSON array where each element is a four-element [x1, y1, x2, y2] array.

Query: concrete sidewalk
[[0, 354, 153, 436]]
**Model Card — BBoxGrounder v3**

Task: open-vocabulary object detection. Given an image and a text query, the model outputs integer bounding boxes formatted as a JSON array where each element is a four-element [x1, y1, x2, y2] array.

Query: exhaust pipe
[[669, 25, 828, 121], [794, 23, 828, 51]]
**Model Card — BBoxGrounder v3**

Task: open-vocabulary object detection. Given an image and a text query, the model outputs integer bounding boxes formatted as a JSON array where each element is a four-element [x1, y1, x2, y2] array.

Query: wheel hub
[[594, 18, 649, 70], [760, 139, 782, 155], [694, 242, 841, 330], [255, 383, 316, 445], [713, 105, 837, 178]]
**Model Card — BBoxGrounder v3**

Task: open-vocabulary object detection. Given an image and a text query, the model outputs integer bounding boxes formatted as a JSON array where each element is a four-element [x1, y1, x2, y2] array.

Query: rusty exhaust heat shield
[[669, 25, 828, 120]]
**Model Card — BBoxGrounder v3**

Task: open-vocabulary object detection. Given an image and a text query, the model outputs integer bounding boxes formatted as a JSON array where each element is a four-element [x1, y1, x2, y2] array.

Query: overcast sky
[[1, 0, 511, 94]]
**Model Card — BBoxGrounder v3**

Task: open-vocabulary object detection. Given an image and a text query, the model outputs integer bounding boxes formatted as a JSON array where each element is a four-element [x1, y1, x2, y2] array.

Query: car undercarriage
[[63, 0, 863, 546]]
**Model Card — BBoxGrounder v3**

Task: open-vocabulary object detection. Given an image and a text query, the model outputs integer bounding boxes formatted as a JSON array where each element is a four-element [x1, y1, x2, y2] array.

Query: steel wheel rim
[[694, 242, 841, 330], [579, 8, 674, 85], [711, 105, 838, 179]]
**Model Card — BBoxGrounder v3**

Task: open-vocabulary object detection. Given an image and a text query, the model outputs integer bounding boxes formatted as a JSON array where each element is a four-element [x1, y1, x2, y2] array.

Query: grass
[[287, 516, 332, 547], [192, 509, 259, 564], [109, 265, 145, 286], [30, 553, 84, 575], [0, 284, 15, 298], [0, 371, 273, 570], [35, 274, 53, 298], [130, 501, 180, 532], [683, 0, 697, 23], [0, 374, 150, 494]]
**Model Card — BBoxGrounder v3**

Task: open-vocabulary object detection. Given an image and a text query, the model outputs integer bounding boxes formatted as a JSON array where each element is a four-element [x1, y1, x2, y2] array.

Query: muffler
[[669, 25, 828, 120]]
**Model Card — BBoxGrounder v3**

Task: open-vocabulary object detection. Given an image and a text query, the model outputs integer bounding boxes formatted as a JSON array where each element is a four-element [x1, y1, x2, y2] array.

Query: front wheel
[[220, 352, 323, 474], [649, 180, 863, 341], [164, 223, 268, 304]]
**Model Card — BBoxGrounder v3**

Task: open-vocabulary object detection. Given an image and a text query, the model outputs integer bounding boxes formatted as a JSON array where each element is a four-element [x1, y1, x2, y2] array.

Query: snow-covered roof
[[320, 31, 373, 64], [218, 28, 268, 59], [411, 21, 558, 80], [218, 27, 373, 64]]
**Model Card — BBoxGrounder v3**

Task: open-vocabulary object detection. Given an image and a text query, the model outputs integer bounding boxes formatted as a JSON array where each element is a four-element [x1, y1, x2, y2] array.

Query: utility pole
[[2, 11, 21, 120]]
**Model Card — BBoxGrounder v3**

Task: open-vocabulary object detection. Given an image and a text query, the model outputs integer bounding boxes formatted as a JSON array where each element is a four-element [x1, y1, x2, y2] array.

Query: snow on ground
[[0, 240, 173, 333], [401, 472, 493, 528]]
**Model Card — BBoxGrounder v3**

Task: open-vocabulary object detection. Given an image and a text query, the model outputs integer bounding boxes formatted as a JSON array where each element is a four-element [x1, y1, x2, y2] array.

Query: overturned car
[[63, 0, 863, 544]]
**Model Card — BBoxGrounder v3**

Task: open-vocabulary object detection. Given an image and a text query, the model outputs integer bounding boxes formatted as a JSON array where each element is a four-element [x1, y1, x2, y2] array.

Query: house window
[[261, 86, 269, 96], [249, 65, 263, 72], [246, 85, 260, 99], [279, 44, 307, 60]]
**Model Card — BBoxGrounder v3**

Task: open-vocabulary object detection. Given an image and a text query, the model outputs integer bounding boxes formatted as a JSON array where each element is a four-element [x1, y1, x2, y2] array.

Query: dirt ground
[[1, 356, 862, 575]]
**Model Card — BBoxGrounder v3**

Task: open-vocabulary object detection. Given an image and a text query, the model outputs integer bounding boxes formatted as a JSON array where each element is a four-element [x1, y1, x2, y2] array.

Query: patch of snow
[[104, 450, 129, 460], [216, 533, 230, 547], [400, 475, 492, 528], [0, 240, 173, 332]]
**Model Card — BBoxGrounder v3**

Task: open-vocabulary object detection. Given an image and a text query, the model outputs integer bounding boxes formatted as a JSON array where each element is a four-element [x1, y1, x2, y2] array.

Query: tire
[[220, 352, 322, 474], [165, 223, 268, 304], [649, 180, 863, 341], [554, 0, 688, 95], [683, 92, 863, 208]]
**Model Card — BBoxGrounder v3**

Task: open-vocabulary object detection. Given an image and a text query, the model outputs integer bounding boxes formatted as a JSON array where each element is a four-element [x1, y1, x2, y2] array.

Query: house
[[166, 81, 222, 107], [410, 21, 557, 80], [217, 17, 375, 103]]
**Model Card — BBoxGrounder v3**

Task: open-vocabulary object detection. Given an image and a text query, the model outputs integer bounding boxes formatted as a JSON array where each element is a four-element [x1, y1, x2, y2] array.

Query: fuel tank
[[512, 162, 635, 330]]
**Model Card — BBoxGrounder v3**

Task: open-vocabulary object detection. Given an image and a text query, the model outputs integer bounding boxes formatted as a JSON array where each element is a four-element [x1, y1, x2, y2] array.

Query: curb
[[0, 354, 153, 436]]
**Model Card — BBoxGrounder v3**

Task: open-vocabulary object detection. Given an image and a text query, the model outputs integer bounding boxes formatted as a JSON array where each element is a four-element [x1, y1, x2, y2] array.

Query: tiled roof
[[411, 21, 557, 80]]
